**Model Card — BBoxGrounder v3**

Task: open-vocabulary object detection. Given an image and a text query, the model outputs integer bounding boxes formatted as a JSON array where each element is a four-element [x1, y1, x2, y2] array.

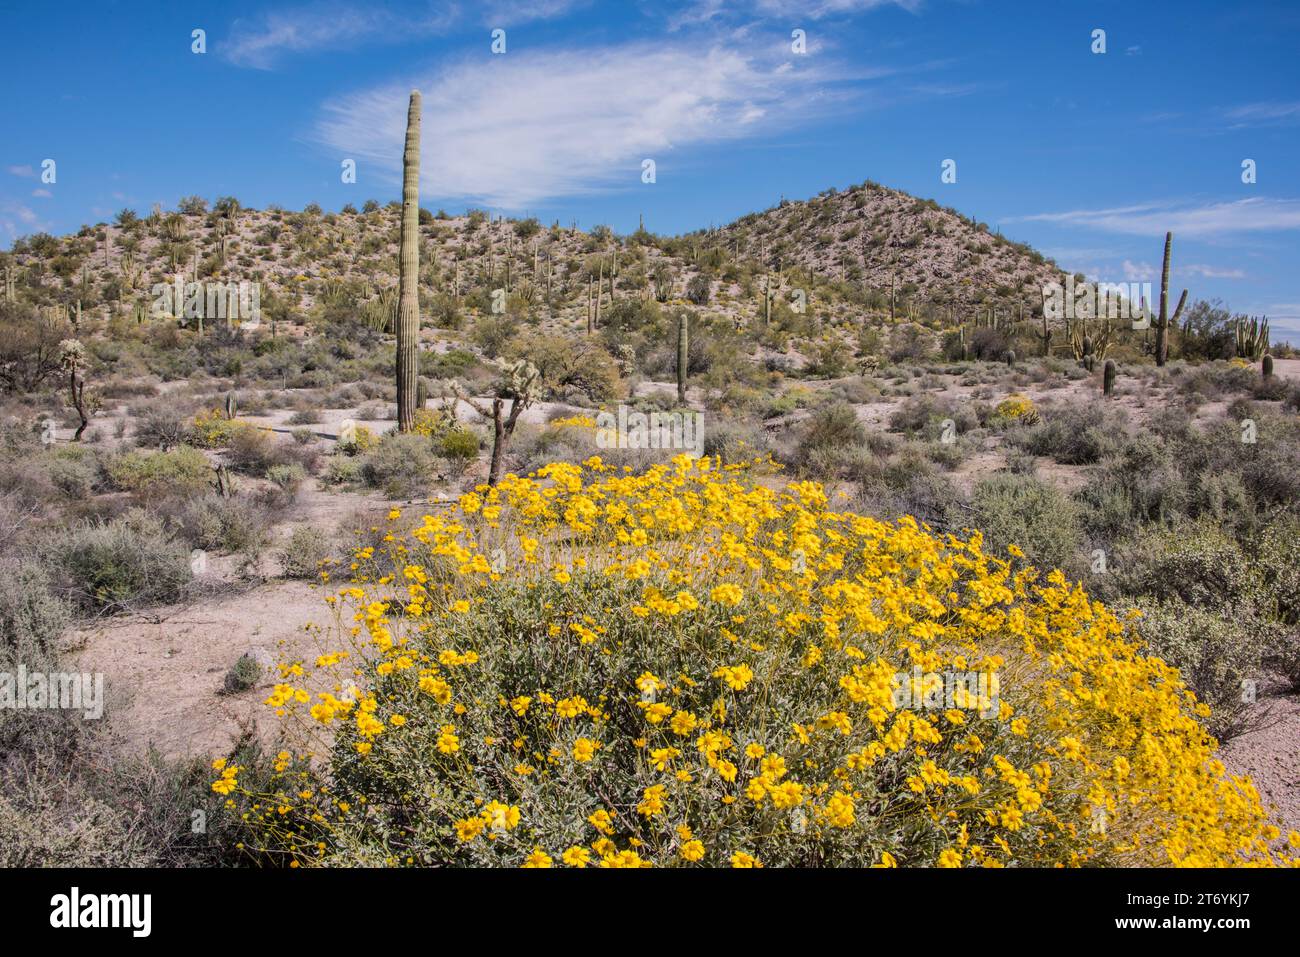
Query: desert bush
[[174, 493, 272, 556], [48, 510, 192, 611], [215, 458, 1294, 868], [44, 446, 100, 499], [888, 394, 978, 439], [134, 403, 190, 450], [361, 432, 437, 497], [1010, 404, 1125, 465], [1131, 599, 1270, 741], [223, 655, 263, 694], [438, 428, 479, 475], [0, 560, 71, 660], [970, 474, 1085, 578], [280, 525, 333, 580], [797, 402, 866, 460], [108, 445, 211, 496]]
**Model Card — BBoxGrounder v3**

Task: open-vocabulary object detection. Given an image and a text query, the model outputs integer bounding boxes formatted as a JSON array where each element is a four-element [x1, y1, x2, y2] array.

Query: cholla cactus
[[454, 358, 543, 487], [60, 338, 99, 442]]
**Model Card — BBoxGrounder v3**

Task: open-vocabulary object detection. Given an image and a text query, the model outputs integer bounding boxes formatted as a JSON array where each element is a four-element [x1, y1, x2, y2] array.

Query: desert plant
[[396, 90, 422, 432], [1154, 232, 1189, 367], [677, 312, 689, 405]]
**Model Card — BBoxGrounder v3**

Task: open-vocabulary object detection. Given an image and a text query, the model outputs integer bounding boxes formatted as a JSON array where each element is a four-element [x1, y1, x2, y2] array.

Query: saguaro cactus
[[1034, 314, 1051, 356], [225, 391, 238, 420], [677, 311, 689, 404], [1103, 359, 1117, 397], [1154, 231, 1188, 367], [1005, 349, 1016, 367], [1262, 354, 1274, 378], [396, 89, 422, 433]]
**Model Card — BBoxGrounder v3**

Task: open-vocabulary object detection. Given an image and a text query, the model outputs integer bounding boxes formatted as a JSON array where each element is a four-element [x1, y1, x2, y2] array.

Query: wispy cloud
[[5, 165, 35, 178], [315, 41, 861, 208], [223, 2, 459, 69], [1223, 100, 1300, 128], [1007, 198, 1300, 238], [1123, 259, 1244, 280], [0, 200, 47, 240], [670, 0, 921, 30]]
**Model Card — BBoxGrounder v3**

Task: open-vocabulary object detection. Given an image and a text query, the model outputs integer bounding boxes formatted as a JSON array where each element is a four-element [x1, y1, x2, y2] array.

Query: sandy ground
[[1219, 682, 1300, 836]]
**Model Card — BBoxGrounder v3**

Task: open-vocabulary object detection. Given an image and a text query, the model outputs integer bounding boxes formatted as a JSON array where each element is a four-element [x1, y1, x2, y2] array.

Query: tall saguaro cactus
[[396, 89, 422, 433], [677, 311, 689, 405], [1154, 231, 1188, 368]]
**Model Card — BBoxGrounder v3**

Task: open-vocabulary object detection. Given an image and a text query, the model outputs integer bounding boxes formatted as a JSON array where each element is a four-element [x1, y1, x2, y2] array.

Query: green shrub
[[361, 432, 437, 497], [797, 402, 866, 460], [107, 446, 211, 496], [970, 474, 1084, 577], [0, 561, 71, 662], [223, 655, 263, 695], [49, 511, 192, 612], [280, 525, 332, 580], [1010, 404, 1125, 465], [438, 428, 479, 474], [1132, 598, 1271, 741]]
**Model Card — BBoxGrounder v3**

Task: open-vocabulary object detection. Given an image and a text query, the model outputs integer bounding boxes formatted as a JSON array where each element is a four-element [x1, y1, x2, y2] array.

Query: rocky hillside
[[1, 181, 1068, 341]]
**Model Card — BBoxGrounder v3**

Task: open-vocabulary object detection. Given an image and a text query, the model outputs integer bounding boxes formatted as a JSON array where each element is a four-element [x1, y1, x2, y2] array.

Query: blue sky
[[3, 0, 1299, 340]]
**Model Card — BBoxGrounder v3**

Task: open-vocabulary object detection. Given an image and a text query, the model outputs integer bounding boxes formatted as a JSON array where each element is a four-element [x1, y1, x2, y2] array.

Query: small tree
[[59, 338, 99, 441], [453, 359, 541, 486]]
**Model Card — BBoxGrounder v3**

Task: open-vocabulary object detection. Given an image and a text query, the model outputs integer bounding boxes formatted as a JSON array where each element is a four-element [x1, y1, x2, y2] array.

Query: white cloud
[[315, 41, 855, 208], [1007, 198, 1300, 238], [479, 0, 592, 25], [1224, 101, 1300, 128], [0, 201, 46, 241], [224, 2, 458, 69], [31, 188, 52, 199], [6, 165, 35, 178], [669, 0, 920, 30], [1122, 259, 1154, 280], [1183, 263, 1246, 279]]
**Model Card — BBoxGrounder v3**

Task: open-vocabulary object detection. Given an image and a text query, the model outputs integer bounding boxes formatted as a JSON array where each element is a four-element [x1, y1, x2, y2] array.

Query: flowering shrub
[[216, 456, 1298, 868], [991, 393, 1039, 426], [188, 409, 241, 448]]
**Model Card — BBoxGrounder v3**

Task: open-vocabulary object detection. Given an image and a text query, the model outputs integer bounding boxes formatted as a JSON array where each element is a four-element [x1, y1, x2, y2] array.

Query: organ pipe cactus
[[1233, 316, 1269, 361], [396, 90, 422, 433]]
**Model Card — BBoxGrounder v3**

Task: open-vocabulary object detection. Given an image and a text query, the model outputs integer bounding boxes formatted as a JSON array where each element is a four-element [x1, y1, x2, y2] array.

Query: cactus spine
[[1154, 231, 1188, 367], [396, 89, 422, 433], [677, 311, 689, 405], [1103, 359, 1116, 397]]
